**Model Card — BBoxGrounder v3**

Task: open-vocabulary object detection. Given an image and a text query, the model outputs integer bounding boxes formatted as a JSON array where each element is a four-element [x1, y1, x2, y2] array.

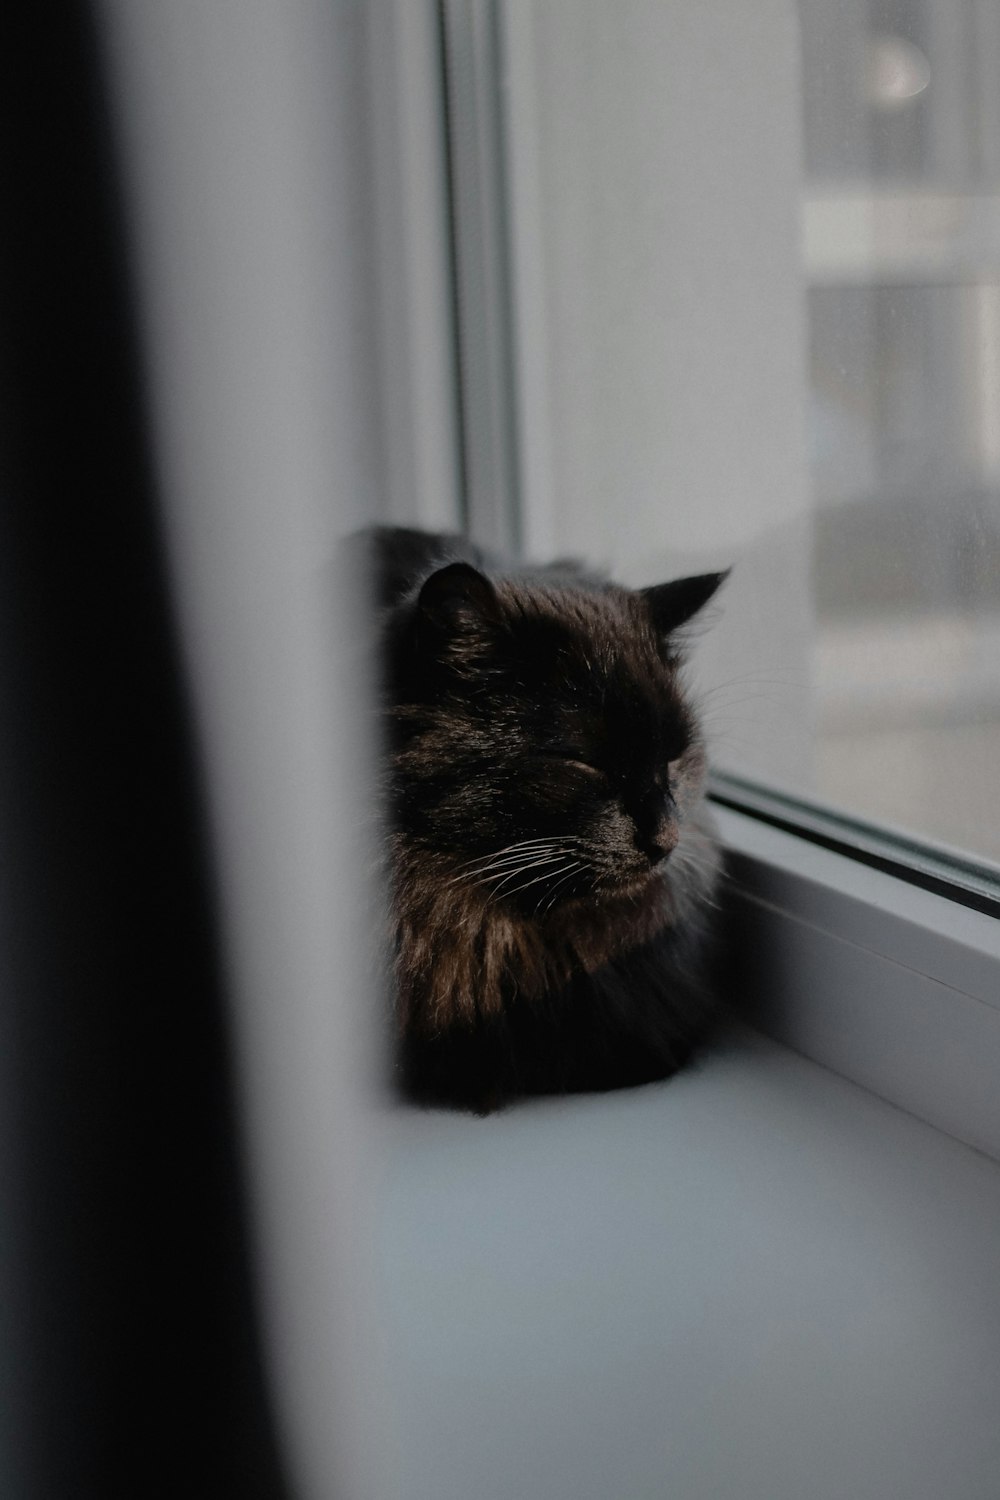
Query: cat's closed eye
[[565, 759, 604, 779], [536, 749, 606, 780]]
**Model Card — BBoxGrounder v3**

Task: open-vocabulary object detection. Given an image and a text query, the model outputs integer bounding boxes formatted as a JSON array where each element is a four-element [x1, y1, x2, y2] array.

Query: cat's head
[[388, 561, 727, 911]]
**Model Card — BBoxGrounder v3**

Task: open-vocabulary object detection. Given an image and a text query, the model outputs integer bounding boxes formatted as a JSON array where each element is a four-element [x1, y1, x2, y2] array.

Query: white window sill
[[377, 1025, 1000, 1500]]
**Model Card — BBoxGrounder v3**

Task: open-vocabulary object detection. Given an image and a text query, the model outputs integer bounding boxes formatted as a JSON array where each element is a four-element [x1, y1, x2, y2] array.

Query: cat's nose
[[653, 821, 679, 860], [643, 816, 679, 865]]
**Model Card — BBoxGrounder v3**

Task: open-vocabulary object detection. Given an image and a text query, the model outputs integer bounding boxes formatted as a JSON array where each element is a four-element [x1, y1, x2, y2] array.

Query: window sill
[[378, 1025, 1000, 1500]]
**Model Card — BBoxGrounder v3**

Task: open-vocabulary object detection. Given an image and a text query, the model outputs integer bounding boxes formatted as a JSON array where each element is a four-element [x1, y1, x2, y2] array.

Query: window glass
[[801, 0, 1000, 862], [483, 0, 1000, 868]]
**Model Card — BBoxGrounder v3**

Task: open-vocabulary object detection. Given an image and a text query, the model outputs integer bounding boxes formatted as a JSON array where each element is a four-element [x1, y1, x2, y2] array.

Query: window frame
[[716, 798, 1000, 1162]]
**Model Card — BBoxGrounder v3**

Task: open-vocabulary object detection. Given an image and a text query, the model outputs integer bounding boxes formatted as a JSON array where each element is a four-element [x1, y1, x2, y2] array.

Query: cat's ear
[[641, 569, 730, 636], [416, 562, 503, 649]]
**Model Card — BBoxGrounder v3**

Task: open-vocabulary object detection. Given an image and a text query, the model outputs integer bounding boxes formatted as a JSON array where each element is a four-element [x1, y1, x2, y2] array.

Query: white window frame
[[717, 800, 1000, 1161]]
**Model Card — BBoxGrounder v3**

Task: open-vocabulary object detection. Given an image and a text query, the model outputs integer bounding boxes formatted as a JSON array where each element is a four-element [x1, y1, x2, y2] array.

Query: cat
[[365, 525, 728, 1112]]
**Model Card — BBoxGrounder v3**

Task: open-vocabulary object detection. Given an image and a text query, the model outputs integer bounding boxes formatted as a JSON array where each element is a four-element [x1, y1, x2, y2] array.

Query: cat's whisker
[[535, 861, 589, 916], [442, 845, 573, 888], [673, 841, 718, 869], [697, 667, 809, 697], [454, 835, 567, 859], [479, 852, 578, 901], [669, 854, 724, 909], [466, 846, 576, 880], [467, 860, 571, 895], [672, 849, 720, 881], [458, 836, 571, 863], [488, 859, 582, 910], [444, 836, 583, 883], [443, 856, 558, 889], [674, 872, 723, 912]]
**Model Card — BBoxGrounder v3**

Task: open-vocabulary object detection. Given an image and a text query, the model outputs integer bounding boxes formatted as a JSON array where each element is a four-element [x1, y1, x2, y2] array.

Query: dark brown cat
[[367, 526, 727, 1112]]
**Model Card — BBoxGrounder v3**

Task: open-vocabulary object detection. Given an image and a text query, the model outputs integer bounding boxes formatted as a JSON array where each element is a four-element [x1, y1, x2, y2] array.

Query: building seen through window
[[802, 0, 1000, 861]]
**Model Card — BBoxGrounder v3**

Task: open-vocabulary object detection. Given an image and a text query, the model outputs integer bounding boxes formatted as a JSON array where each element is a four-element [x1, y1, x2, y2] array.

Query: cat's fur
[[366, 525, 727, 1112]]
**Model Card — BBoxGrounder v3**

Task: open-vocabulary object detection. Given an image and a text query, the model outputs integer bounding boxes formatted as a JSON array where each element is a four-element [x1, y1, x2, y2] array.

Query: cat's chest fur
[[392, 812, 720, 1031], [393, 847, 666, 1030]]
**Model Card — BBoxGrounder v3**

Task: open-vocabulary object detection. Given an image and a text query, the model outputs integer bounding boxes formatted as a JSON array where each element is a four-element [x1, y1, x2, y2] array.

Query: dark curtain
[[0, 9, 289, 1496]]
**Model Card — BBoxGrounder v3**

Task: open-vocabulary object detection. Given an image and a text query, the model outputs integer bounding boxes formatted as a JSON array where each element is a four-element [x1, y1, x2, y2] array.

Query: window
[[440, 0, 1000, 879], [802, 0, 1000, 865], [429, 0, 1000, 1155]]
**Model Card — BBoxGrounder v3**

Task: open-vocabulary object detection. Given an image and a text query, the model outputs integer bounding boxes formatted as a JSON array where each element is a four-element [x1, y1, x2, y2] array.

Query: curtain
[[0, 8, 288, 1495]]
